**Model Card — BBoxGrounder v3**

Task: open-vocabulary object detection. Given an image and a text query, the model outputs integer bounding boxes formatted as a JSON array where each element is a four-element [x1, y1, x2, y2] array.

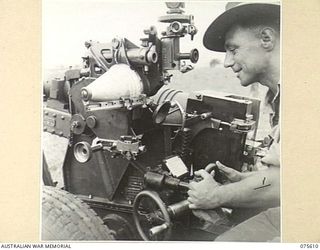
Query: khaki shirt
[[261, 125, 280, 167], [256, 85, 280, 169], [264, 86, 280, 128]]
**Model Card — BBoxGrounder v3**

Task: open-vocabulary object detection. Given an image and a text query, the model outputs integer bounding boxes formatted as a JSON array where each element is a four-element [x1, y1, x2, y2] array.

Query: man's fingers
[[188, 181, 197, 190], [210, 170, 215, 177], [188, 203, 198, 210], [187, 189, 195, 197], [194, 169, 211, 179], [187, 197, 199, 210], [205, 163, 216, 173], [187, 196, 194, 203]]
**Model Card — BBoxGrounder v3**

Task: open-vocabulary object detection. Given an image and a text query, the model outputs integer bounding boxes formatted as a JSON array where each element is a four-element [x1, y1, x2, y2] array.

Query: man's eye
[[229, 48, 237, 54]]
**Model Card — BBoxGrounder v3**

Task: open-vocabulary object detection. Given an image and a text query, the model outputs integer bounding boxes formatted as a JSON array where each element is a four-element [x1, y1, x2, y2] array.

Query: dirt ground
[[42, 133, 68, 188]]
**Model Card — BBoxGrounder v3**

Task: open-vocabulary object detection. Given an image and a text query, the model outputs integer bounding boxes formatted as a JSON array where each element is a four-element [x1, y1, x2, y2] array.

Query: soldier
[[187, 2, 281, 242]]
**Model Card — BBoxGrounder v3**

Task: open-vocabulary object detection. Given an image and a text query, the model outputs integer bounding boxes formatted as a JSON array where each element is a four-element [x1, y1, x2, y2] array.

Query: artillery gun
[[42, 2, 260, 241]]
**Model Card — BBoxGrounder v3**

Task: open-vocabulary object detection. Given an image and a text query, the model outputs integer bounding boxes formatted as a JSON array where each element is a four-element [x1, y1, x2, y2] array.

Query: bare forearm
[[218, 167, 280, 208]]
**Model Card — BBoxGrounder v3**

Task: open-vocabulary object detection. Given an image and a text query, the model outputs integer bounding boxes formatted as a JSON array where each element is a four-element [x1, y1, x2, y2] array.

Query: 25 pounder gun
[[42, 2, 260, 241]]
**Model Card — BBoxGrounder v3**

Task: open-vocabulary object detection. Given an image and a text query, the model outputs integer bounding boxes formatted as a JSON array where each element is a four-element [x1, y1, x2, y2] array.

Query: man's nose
[[224, 51, 234, 68]]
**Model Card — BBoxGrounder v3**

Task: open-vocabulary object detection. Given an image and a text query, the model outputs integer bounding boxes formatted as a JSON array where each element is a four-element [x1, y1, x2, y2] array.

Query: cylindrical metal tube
[[200, 112, 213, 120], [43, 80, 51, 98], [126, 47, 158, 65], [73, 142, 93, 163], [167, 200, 190, 217], [149, 223, 169, 237], [144, 172, 165, 188], [178, 49, 199, 63], [144, 172, 189, 190], [178, 52, 191, 60], [169, 21, 183, 33]]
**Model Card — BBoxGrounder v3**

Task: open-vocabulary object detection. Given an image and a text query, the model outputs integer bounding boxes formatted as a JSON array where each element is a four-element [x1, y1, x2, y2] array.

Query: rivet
[[86, 116, 97, 129]]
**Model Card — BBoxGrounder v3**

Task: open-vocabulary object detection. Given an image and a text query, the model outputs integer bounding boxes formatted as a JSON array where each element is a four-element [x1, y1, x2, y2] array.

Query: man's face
[[223, 25, 269, 86]]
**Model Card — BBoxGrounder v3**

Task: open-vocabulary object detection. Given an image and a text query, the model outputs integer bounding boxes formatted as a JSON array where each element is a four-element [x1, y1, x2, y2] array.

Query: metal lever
[[149, 223, 170, 237]]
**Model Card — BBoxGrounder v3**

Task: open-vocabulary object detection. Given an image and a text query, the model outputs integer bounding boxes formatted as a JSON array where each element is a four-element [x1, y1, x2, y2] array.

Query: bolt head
[[112, 38, 120, 49], [81, 89, 89, 100]]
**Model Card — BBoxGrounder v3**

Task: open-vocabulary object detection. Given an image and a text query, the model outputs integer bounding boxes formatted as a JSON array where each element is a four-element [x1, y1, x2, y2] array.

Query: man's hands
[[188, 161, 254, 210], [211, 161, 254, 183], [188, 169, 223, 209]]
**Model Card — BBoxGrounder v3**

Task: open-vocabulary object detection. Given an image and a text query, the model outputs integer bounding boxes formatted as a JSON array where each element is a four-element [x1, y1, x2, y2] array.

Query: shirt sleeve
[[261, 126, 280, 167]]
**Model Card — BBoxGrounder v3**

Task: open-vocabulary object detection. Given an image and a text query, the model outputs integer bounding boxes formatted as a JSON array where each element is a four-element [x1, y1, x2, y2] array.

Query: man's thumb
[[216, 161, 230, 173]]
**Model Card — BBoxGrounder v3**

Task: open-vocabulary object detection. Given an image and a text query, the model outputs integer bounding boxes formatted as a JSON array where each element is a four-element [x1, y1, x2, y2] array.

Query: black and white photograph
[[42, 0, 281, 242]]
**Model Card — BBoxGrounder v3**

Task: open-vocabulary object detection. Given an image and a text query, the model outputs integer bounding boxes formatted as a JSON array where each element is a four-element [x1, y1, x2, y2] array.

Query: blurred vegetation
[[209, 58, 221, 68]]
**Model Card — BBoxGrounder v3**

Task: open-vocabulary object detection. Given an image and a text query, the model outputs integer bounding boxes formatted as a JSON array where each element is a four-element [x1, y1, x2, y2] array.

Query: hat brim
[[203, 3, 280, 52]]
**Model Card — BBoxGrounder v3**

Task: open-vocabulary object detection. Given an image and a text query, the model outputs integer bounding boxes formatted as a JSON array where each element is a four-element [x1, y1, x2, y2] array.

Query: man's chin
[[239, 80, 252, 87], [238, 73, 257, 86]]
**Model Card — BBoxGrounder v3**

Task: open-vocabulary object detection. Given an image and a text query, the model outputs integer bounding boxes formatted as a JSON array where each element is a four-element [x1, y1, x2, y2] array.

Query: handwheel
[[133, 190, 172, 241]]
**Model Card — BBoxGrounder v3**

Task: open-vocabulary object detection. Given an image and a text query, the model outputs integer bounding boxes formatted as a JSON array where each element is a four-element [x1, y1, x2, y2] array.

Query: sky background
[[43, 0, 277, 69], [43, 0, 231, 69]]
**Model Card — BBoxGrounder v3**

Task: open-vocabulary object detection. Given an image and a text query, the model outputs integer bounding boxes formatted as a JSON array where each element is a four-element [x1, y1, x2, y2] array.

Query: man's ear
[[260, 27, 276, 51]]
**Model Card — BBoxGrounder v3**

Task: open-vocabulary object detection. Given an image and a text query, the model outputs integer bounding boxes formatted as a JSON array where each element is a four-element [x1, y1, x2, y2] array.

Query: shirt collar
[[265, 86, 280, 106], [271, 84, 280, 104]]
